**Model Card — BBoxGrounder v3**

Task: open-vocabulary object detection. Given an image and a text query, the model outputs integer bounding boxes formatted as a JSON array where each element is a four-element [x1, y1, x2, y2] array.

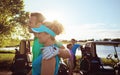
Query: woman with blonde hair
[[31, 20, 70, 75]]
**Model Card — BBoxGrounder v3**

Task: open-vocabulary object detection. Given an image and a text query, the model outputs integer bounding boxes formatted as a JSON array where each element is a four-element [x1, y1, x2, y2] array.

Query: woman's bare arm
[[58, 46, 71, 58]]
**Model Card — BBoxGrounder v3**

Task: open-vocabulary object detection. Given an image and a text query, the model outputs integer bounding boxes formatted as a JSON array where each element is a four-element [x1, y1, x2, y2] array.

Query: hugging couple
[[28, 12, 71, 75]]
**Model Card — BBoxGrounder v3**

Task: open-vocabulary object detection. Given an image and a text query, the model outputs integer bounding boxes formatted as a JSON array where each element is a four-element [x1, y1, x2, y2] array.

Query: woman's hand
[[42, 46, 59, 60]]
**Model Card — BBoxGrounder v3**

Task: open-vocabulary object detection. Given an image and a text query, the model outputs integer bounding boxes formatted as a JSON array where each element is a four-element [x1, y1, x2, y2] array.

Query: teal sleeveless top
[[32, 37, 62, 75], [32, 44, 60, 75]]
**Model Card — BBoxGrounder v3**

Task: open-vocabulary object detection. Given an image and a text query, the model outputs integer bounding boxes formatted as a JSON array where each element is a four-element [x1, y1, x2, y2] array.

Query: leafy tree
[[111, 38, 120, 42], [103, 38, 111, 41], [0, 0, 30, 47]]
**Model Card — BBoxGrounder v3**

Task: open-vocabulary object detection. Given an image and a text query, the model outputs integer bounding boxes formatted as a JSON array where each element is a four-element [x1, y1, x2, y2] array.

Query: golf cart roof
[[86, 41, 120, 45]]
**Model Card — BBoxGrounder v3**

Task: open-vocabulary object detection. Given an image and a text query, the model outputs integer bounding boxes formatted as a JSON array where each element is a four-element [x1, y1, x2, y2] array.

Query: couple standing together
[[28, 12, 71, 75]]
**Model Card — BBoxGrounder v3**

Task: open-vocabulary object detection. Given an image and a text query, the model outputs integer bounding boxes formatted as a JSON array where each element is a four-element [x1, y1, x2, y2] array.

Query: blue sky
[[24, 0, 120, 40]]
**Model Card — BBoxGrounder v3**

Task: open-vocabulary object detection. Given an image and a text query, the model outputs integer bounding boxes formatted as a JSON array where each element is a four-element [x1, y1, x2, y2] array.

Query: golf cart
[[80, 41, 120, 75]]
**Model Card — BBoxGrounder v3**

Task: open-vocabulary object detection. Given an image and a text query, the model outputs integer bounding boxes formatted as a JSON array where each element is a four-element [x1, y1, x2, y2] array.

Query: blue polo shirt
[[72, 44, 80, 55]]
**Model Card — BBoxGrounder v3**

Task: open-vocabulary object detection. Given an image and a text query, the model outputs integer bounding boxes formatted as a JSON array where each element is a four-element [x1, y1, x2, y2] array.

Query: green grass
[[0, 53, 15, 62], [101, 58, 118, 66]]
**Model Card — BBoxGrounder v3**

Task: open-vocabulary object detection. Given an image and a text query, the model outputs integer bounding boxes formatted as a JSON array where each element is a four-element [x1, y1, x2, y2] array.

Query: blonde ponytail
[[43, 20, 64, 35]]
